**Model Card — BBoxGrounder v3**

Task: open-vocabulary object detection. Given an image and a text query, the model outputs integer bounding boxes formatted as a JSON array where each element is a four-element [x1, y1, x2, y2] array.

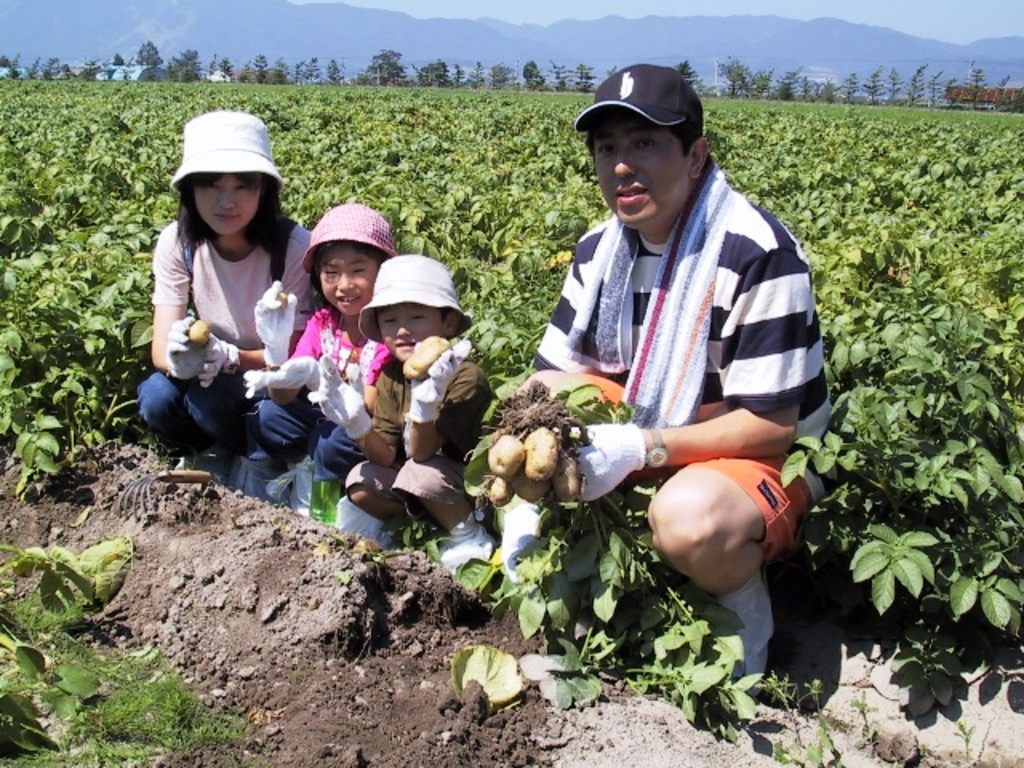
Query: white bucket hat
[[171, 110, 283, 191], [359, 255, 472, 342]]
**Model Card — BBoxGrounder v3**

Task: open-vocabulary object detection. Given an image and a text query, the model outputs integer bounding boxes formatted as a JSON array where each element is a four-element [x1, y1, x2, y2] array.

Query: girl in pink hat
[[243, 203, 396, 527]]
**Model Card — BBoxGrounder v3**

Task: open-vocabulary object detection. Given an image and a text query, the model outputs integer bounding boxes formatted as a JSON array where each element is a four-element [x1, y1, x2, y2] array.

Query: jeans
[[308, 419, 366, 482], [138, 370, 327, 463], [247, 395, 323, 464], [137, 371, 253, 456]]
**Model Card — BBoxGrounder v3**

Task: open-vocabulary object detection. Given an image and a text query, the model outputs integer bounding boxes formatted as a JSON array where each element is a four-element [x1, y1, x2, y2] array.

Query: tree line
[[715, 56, 1023, 111], [2, 41, 1022, 112]]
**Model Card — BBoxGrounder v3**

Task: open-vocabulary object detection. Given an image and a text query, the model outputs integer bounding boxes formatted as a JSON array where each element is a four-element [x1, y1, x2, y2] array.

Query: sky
[[290, 1, 1024, 46]]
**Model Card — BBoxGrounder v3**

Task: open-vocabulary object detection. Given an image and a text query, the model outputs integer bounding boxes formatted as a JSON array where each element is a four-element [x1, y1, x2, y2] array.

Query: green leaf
[[732, 687, 759, 720], [0, 693, 57, 752], [40, 688, 80, 720], [980, 589, 1013, 630], [872, 570, 896, 615], [544, 571, 576, 630], [687, 663, 729, 695], [462, 441, 491, 494], [978, 552, 1003, 578], [540, 677, 575, 710], [38, 568, 76, 611], [851, 544, 889, 583], [899, 531, 939, 548], [654, 631, 689, 658], [781, 452, 808, 487], [558, 383, 605, 410], [949, 577, 979, 618], [49, 559, 95, 604], [34, 415, 62, 432], [13, 644, 47, 679], [592, 581, 619, 623], [517, 591, 546, 639], [564, 532, 600, 582], [901, 548, 935, 586], [55, 664, 101, 697], [995, 578, 1023, 602], [599, 532, 630, 588], [868, 524, 898, 544], [553, 674, 602, 709], [892, 556, 924, 598], [929, 669, 954, 707]]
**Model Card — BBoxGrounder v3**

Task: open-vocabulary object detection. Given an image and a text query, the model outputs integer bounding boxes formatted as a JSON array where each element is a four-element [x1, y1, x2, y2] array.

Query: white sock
[[718, 569, 773, 677], [449, 515, 480, 540]]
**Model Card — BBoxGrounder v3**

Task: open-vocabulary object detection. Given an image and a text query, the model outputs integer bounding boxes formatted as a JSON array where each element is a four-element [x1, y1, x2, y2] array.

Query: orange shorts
[[576, 374, 810, 562], [697, 456, 812, 562]]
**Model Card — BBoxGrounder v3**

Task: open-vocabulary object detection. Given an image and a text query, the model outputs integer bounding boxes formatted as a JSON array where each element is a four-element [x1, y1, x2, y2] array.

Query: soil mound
[[1, 443, 1021, 767]]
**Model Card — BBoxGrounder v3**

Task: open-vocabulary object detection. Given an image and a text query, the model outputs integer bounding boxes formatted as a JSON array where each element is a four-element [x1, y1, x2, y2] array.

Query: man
[[503, 64, 831, 678]]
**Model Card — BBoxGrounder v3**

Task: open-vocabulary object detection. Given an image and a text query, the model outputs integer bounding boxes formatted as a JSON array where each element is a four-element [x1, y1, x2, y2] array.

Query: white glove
[[254, 281, 297, 367], [577, 423, 646, 501], [198, 333, 240, 388], [500, 502, 540, 584], [407, 338, 472, 424], [242, 356, 320, 398], [165, 317, 206, 380], [308, 355, 371, 438], [345, 360, 366, 397]]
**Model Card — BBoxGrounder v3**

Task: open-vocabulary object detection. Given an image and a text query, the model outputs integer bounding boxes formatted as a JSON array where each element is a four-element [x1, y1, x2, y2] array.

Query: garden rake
[[117, 468, 213, 514]]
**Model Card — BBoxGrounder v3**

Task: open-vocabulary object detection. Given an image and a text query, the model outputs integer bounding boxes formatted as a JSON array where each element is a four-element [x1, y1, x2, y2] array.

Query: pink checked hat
[[302, 203, 397, 273]]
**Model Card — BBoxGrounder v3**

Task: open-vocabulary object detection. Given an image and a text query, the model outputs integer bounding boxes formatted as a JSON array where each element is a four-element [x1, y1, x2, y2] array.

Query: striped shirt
[[536, 199, 831, 443]]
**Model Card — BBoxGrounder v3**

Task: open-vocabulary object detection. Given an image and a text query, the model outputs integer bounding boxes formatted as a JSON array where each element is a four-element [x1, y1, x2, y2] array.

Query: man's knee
[[647, 483, 718, 564], [647, 469, 762, 569]]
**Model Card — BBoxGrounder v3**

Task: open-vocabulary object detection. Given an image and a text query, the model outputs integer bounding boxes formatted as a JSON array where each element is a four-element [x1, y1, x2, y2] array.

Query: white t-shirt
[[151, 221, 312, 350]]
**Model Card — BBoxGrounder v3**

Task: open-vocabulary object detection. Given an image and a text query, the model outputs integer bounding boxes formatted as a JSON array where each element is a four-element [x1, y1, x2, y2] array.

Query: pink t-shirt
[[292, 306, 391, 385]]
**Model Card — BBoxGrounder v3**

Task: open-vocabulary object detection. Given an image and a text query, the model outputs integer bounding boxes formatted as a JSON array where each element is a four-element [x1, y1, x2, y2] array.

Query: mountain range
[[1, 0, 1022, 86]]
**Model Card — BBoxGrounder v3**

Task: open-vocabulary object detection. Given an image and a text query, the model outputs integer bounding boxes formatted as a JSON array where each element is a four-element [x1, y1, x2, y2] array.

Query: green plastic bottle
[[309, 479, 340, 526]]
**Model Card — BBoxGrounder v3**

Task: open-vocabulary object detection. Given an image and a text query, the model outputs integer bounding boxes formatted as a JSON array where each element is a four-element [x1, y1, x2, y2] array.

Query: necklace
[[341, 324, 363, 371]]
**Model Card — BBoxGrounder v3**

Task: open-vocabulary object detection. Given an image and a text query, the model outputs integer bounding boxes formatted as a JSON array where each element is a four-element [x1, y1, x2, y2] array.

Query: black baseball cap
[[575, 64, 703, 134]]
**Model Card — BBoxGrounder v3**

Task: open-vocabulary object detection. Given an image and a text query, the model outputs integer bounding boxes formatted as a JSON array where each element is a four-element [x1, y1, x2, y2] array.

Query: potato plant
[[481, 381, 586, 506], [463, 384, 759, 739]]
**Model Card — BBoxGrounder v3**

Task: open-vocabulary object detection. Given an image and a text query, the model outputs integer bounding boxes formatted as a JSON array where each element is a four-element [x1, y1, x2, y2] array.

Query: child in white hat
[[310, 255, 496, 572], [136, 110, 313, 498]]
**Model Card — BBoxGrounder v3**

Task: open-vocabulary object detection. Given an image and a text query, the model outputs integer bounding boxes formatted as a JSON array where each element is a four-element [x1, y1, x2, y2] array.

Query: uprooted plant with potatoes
[[481, 380, 591, 507], [461, 381, 761, 740]]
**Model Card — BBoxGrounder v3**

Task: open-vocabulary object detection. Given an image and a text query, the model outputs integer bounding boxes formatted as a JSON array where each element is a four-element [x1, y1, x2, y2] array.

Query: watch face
[[647, 446, 669, 468]]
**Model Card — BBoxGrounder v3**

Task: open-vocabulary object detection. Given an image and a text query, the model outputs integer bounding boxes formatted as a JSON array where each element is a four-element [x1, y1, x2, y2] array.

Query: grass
[[1, 589, 245, 766]]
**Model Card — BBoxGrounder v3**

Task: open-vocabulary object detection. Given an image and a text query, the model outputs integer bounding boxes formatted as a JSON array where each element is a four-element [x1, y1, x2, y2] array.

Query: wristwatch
[[645, 429, 670, 468]]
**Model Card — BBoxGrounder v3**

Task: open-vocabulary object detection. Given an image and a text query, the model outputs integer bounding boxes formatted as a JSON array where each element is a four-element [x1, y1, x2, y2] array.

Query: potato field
[[1, 81, 1023, 738]]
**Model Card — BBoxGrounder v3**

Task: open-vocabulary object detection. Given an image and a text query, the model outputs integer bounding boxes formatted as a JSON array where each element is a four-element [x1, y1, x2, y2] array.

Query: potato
[[488, 434, 526, 480], [510, 470, 551, 503], [552, 454, 582, 502], [488, 476, 512, 507], [523, 427, 559, 482], [403, 336, 452, 380], [188, 319, 211, 345]]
